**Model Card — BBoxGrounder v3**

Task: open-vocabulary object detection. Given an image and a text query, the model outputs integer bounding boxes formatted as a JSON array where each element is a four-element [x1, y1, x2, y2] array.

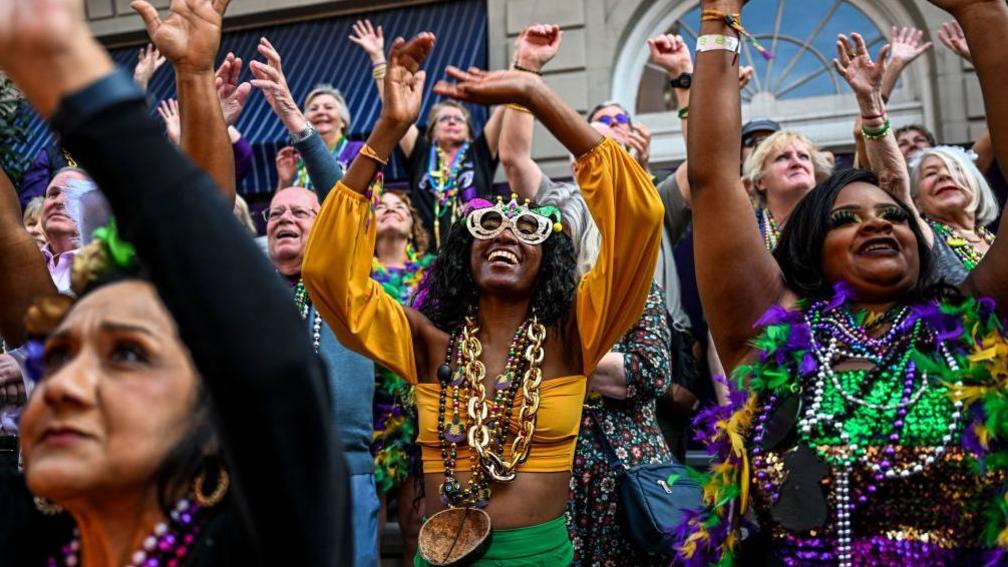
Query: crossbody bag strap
[[588, 406, 626, 473]]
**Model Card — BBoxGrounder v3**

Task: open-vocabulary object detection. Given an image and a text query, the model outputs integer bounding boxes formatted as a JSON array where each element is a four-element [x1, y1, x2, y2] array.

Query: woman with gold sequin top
[[674, 0, 1008, 565], [302, 32, 662, 566]]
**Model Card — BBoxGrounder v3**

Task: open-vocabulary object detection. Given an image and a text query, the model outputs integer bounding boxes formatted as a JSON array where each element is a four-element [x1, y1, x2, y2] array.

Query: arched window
[[613, 0, 931, 165]]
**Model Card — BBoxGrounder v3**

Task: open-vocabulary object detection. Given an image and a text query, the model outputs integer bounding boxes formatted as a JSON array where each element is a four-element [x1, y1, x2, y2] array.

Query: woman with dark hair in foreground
[[676, 0, 1008, 565], [0, 0, 349, 565], [302, 31, 662, 565]]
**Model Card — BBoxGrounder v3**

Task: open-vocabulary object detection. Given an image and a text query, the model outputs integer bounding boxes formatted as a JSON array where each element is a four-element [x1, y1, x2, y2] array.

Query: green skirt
[[413, 515, 573, 566]]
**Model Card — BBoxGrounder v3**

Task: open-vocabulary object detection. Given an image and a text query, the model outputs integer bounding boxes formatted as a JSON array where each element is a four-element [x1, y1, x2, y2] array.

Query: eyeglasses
[[436, 114, 466, 125], [595, 113, 631, 127], [466, 206, 555, 245], [262, 206, 318, 222]]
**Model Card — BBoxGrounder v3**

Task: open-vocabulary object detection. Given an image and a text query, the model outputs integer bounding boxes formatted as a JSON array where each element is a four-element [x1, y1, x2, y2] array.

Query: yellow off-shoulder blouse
[[302, 137, 663, 473]]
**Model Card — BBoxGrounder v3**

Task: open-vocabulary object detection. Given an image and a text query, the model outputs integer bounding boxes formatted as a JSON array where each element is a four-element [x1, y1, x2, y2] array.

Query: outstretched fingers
[[130, 1, 162, 38]]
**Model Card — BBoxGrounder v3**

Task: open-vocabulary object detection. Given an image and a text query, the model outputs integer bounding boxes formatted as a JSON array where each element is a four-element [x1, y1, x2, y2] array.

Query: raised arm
[[132, 0, 236, 206], [834, 33, 933, 247], [938, 19, 995, 172], [250, 37, 343, 201], [938, 0, 1008, 316], [0, 2, 346, 563], [349, 19, 422, 157], [879, 26, 932, 102], [0, 167, 56, 347], [434, 65, 664, 373], [687, 0, 784, 370], [131, 43, 166, 92], [303, 34, 438, 383], [498, 24, 562, 198]]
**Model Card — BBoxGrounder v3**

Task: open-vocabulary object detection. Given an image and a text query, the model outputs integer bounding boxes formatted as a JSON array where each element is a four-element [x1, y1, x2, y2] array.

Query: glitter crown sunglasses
[[464, 195, 562, 245]]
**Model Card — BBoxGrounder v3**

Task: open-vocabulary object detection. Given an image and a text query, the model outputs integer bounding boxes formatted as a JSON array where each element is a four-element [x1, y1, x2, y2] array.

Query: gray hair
[[909, 145, 999, 227], [536, 181, 600, 278], [303, 83, 352, 132]]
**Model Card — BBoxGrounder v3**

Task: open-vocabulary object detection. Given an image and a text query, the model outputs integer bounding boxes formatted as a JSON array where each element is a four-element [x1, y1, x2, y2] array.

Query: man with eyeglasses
[[265, 185, 381, 567]]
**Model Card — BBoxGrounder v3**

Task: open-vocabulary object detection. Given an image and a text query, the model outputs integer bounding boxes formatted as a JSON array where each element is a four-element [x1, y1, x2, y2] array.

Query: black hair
[[773, 168, 935, 301], [48, 270, 226, 517], [418, 211, 578, 332]]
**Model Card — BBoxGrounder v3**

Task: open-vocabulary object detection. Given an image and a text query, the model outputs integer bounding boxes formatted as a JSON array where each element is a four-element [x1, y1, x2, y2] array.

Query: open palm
[[833, 33, 889, 97], [131, 0, 231, 72], [434, 67, 542, 107], [383, 33, 435, 127]]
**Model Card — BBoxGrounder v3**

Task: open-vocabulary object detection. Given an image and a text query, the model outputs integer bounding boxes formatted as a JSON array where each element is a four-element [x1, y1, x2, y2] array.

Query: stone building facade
[[84, 0, 984, 180]]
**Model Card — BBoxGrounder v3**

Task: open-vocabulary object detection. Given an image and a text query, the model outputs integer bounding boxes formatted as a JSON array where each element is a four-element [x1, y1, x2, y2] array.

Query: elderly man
[[0, 167, 104, 475], [265, 185, 380, 566]]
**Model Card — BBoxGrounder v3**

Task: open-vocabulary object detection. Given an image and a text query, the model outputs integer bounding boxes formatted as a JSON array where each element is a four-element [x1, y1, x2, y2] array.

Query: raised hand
[[157, 98, 182, 145], [937, 20, 972, 63], [131, 0, 231, 73], [275, 146, 299, 187], [216, 52, 251, 126], [381, 33, 436, 129], [133, 43, 167, 89], [647, 33, 692, 77], [888, 26, 932, 67], [513, 24, 562, 73], [349, 19, 385, 64], [627, 122, 652, 170], [833, 33, 890, 98], [739, 65, 755, 90], [249, 37, 308, 134], [433, 67, 542, 108], [0, 354, 25, 407]]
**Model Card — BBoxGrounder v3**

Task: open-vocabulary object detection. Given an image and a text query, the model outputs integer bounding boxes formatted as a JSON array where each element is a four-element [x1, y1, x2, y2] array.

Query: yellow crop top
[[302, 137, 663, 474]]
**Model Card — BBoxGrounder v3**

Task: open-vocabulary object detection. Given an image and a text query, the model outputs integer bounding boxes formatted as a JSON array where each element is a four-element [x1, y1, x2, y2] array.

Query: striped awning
[[14, 0, 488, 195]]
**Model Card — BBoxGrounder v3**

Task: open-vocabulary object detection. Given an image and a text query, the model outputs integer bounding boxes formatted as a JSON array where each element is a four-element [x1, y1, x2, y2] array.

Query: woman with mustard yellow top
[[302, 33, 662, 566]]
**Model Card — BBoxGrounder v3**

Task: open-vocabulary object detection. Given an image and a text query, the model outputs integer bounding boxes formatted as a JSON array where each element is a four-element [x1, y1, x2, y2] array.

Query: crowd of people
[[1, 0, 1008, 565]]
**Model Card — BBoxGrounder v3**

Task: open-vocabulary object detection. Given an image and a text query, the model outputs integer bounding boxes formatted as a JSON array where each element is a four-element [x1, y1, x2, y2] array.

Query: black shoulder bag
[[589, 409, 704, 554]]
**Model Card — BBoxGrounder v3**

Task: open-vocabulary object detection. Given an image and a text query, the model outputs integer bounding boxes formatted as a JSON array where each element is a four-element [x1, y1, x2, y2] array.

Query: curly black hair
[[418, 210, 578, 332]]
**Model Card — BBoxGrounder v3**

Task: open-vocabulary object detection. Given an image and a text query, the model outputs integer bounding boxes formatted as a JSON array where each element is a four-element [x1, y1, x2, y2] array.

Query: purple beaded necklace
[[49, 497, 206, 567]]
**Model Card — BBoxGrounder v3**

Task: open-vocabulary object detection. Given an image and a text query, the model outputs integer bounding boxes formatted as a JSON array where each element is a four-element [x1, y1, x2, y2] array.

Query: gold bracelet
[[506, 104, 532, 114], [359, 144, 389, 166]]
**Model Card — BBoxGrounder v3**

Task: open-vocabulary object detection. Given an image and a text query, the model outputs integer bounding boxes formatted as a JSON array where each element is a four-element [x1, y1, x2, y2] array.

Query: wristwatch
[[669, 72, 692, 90], [289, 123, 316, 144]]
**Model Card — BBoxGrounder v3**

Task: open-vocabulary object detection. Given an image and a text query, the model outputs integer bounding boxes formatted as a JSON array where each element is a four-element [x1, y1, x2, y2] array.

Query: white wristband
[[696, 34, 740, 53]]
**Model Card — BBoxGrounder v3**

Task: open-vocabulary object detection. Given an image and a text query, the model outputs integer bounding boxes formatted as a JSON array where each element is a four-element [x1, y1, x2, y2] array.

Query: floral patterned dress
[[566, 282, 674, 566]]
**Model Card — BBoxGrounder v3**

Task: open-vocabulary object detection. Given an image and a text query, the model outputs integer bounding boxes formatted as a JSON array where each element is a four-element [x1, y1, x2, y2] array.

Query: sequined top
[[673, 292, 1008, 567]]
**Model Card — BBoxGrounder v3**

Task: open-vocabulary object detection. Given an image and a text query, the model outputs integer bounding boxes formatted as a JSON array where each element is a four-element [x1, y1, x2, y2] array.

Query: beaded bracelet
[[506, 104, 532, 114], [696, 34, 740, 53], [359, 144, 389, 166], [861, 119, 891, 140], [677, 105, 689, 119]]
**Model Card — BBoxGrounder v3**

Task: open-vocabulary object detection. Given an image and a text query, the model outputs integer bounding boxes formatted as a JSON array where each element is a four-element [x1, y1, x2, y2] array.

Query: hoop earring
[[193, 464, 230, 508], [34, 495, 64, 515]]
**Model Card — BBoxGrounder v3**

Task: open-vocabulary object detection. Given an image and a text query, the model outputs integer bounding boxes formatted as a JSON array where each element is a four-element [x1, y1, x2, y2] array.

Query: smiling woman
[[675, 1, 1008, 564], [910, 145, 1000, 277], [301, 32, 663, 565]]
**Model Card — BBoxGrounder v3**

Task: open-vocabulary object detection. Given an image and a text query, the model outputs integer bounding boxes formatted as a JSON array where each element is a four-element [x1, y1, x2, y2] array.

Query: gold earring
[[193, 465, 230, 508]]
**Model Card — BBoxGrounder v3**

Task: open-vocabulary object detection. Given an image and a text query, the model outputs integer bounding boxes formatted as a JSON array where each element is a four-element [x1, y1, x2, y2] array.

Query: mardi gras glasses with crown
[[464, 194, 562, 246]]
